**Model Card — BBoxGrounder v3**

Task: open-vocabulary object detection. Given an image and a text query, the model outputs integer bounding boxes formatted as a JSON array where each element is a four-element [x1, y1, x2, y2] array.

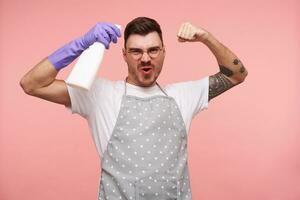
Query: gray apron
[[98, 78, 192, 200]]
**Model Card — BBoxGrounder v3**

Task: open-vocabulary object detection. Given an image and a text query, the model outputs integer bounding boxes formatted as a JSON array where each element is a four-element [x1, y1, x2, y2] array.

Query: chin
[[138, 78, 156, 87], [139, 81, 155, 87]]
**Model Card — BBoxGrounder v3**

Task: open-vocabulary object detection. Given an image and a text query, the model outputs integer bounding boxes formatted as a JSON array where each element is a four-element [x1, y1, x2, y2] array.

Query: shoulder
[[93, 77, 124, 92], [164, 77, 209, 116], [92, 77, 125, 102], [165, 76, 209, 95], [94, 77, 117, 88]]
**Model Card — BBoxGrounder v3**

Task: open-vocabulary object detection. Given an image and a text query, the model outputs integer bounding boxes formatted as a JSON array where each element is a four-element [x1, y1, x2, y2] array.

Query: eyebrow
[[128, 46, 161, 51]]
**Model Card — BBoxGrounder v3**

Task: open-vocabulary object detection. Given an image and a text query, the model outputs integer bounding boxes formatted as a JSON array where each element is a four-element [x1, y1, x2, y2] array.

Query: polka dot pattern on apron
[[98, 79, 192, 200]]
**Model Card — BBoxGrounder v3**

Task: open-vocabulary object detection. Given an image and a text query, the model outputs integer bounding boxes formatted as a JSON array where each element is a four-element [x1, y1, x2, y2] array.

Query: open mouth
[[140, 67, 153, 74], [142, 68, 151, 72]]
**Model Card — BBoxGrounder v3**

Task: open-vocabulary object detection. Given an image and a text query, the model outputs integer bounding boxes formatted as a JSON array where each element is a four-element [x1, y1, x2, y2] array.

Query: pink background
[[1, 0, 299, 199]]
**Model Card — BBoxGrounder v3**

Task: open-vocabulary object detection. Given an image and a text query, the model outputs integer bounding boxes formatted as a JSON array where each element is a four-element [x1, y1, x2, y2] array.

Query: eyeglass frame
[[125, 46, 164, 60]]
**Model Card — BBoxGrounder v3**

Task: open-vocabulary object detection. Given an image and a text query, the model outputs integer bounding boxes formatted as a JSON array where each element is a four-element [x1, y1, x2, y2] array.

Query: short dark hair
[[124, 17, 164, 48]]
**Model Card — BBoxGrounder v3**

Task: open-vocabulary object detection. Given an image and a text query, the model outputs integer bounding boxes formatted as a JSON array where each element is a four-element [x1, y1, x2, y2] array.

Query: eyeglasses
[[126, 46, 163, 60]]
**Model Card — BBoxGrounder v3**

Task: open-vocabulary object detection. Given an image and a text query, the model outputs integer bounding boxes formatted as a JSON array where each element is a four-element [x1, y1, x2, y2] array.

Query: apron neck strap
[[124, 77, 168, 96]]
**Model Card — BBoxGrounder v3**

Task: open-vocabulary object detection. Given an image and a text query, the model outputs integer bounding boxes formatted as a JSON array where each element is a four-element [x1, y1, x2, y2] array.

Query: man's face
[[122, 32, 166, 87]]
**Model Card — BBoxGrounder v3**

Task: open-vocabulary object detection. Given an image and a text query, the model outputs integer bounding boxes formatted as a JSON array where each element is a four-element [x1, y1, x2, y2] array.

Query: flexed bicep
[[208, 72, 235, 101]]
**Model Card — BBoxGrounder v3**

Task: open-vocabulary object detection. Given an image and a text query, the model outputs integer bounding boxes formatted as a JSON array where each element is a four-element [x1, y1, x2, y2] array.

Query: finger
[[177, 37, 186, 42], [187, 26, 195, 40], [103, 25, 118, 43], [177, 23, 185, 38], [98, 34, 110, 49], [182, 23, 190, 39], [179, 23, 186, 39], [108, 31, 118, 43], [111, 36, 118, 43], [98, 27, 111, 42], [106, 23, 122, 37]]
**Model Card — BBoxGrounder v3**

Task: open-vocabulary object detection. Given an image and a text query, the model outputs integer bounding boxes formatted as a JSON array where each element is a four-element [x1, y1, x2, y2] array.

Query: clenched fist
[[177, 22, 209, 43]]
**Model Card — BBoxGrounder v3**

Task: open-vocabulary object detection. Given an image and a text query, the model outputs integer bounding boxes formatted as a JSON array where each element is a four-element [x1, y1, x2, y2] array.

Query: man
[[20, 17, 247, 200]]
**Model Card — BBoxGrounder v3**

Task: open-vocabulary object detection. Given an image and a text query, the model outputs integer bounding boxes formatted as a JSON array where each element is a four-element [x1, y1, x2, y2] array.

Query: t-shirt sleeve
[[168, 76, 209, 118], [65, 83, 97, 118]]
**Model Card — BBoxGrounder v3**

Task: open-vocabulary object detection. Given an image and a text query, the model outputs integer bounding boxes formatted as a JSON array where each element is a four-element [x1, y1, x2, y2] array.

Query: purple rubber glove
[[48, 22, 121, 71]]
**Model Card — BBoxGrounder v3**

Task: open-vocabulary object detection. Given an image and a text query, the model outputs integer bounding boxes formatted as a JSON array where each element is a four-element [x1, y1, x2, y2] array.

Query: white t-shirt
[[65, 76, 209, 158]]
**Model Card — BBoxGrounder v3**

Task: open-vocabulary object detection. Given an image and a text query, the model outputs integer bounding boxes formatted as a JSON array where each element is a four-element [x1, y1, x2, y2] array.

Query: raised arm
[[20, 58, 71, 106], [20, 23, 121, 106], [177, 22, 248, 101]]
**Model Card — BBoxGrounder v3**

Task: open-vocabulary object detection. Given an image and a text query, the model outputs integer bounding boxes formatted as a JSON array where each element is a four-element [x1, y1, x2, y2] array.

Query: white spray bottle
[[66, 24, 121, 91]]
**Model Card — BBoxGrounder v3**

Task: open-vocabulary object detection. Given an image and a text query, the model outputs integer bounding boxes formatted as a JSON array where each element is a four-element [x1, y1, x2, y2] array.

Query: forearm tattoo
[[208, 58, 246, 101], [209, 72, 234, 101], [233, 59, 246, 74], [219, 58, 246, 77], [219, 64, 234, 77]]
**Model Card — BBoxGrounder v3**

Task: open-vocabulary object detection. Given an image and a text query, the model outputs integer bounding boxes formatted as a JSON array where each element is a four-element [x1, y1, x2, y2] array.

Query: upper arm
[[28, 79, 71, 107], [208, 72, 238, 101], [20, 57, 71, 107], [166, 77, 209, 119]]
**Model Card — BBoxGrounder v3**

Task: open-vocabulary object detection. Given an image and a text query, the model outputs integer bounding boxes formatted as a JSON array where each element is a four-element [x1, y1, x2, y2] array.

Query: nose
[[141, 51, 151, 62]]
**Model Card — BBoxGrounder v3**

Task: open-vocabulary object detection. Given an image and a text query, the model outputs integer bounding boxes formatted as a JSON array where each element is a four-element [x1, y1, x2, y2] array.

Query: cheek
[[156, 66, 162, 75], [155, 58, 164, 71], [127, 61, 138, 74]]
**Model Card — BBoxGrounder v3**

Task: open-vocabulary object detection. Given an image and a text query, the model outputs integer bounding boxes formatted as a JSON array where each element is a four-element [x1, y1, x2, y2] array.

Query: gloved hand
[[48, 22, 121, 71]]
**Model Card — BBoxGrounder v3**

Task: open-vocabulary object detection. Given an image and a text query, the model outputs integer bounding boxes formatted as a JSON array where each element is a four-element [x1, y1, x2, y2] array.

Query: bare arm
[[19, 23, 122, 108], [203, 33, 248, 101], [177, 22, 248, 101], [19, 58, 71, 107]]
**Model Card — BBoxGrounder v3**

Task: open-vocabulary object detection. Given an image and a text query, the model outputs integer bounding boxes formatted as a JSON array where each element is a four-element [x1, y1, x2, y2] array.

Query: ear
[[122, 48, 127, 62], [162, 46, 166, 56]]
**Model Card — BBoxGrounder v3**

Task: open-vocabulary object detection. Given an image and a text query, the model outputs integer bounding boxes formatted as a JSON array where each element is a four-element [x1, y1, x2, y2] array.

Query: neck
[[125, 76, 156, 87]]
